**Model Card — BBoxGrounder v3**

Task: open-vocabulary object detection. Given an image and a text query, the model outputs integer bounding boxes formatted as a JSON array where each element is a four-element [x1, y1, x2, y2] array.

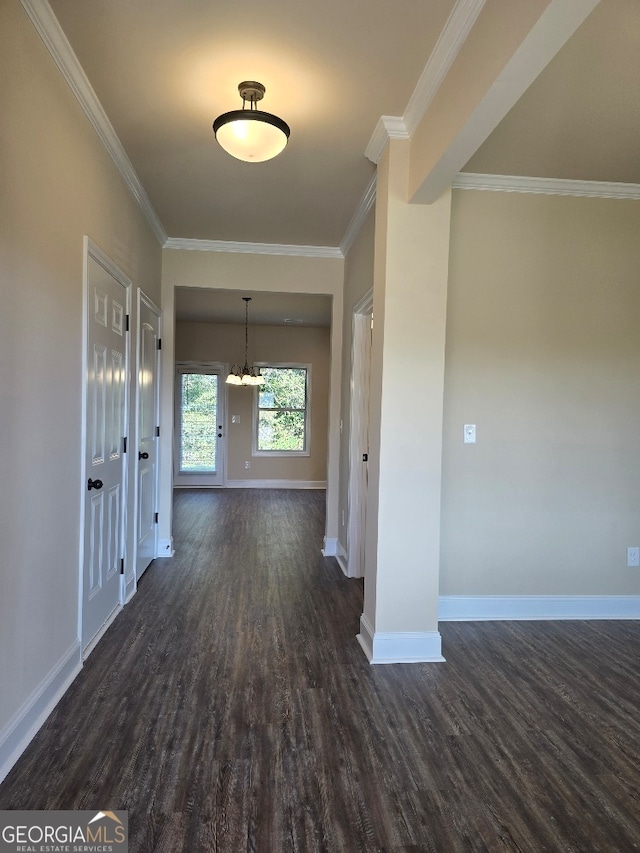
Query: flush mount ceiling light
[[226, 297, 265, 386], [213, 81, 290, 163]]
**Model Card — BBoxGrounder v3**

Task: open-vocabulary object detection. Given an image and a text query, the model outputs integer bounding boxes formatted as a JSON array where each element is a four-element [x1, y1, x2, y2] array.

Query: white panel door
[[136, 293, 161, 580], [83, 247, 129, 651]]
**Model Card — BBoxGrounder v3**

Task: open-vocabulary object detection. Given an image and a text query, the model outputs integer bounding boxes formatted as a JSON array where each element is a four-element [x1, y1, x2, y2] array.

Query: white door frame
[[132, 290, 162, 590], [346, 290, 373, 578], [79, 237, 131, 657]]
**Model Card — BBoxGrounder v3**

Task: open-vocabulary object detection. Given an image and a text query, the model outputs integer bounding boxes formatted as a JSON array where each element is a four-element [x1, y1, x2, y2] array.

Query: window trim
[[252, 362, 311, 457]]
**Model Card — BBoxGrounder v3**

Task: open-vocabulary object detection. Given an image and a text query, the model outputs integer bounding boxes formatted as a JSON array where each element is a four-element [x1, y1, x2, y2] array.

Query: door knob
[[87, 478, 103, 491], [138, 451, 149, 460]]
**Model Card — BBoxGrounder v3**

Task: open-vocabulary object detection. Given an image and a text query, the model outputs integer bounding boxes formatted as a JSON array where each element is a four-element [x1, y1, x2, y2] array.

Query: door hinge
[[126, 314, 130, 332], [156, 425, 160, 437], [120, 558, 125, 575], [123, 436, 127, 453], [157, 338, 162, 350], [154, 512, 159, 524]]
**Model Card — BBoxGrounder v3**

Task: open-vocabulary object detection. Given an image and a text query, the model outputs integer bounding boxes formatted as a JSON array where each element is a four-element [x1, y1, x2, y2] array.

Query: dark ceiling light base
[[213, 81, 290, 163]]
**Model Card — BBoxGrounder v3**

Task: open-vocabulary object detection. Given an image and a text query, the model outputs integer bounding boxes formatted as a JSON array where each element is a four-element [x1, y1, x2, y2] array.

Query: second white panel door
[[136, 293, 161, 580]]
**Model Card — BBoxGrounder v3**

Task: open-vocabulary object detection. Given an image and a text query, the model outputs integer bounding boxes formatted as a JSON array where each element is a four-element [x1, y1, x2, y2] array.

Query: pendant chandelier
[[213, 81, 290, 163], [226, 297, 265, 386]]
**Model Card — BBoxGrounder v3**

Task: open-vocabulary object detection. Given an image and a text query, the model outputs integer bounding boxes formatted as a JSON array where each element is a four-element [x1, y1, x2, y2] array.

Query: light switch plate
[[464, 424, 476, 444]]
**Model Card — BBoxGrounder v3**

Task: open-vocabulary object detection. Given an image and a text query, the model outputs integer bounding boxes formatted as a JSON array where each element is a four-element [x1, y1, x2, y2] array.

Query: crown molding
[[404, 0, 486, 134], [163, 237, 343, 258], [453, 173, 640, 200], [365, 0, 485, 164], [365, 117, 410, 165], [340, 174, 377, 257], [20, 0, 167, 246]]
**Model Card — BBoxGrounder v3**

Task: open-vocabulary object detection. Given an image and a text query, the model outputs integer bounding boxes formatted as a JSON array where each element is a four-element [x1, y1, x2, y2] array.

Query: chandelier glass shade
[[226, 298, 265, 386], [213, 81, 290, 163]]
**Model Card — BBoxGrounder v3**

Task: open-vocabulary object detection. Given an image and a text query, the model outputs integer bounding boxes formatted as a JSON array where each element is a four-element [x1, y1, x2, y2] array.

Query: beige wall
[[175, 321, 330, 482], [442, 189, 640, 596], [0, 0, 161, 758]]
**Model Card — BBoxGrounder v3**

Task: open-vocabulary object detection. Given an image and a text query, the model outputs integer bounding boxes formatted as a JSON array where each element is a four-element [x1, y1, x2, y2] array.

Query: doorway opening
[[346, 290, 373, 578]]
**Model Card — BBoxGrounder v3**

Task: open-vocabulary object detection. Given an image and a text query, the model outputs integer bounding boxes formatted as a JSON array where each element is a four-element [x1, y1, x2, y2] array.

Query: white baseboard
[[0, 640, 82, 784], [82, 604, 122, 661], [225, 479, 327, 489], [335, 541, 348, 576], [357, 614, 445, 664], [125, 575, 136, 603], [156, 538, 174, 558], [438, 595, 640, 621], [321, 537, 338, 557]]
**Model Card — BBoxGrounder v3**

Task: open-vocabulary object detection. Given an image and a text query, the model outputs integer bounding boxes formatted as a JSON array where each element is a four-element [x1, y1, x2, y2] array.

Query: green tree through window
[[257, 366, 308, 452], [180, 372, 218, 471]]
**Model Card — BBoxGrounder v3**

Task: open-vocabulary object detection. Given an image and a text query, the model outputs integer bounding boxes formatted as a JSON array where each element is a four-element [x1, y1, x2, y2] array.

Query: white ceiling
[[38, 0, 639, 325], [464, 0, 640, 184], [47, 0, 457, 248]]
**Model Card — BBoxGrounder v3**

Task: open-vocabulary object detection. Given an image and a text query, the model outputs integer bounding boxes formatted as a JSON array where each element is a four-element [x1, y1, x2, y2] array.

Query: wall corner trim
[[0, 640, 82, 785], [357, 615, 445, 664], [438, 595, 640, 621]]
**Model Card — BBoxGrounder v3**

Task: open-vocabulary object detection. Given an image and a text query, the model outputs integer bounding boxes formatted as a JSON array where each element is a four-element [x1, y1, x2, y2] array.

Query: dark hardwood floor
[[2, 489, 640, 851]]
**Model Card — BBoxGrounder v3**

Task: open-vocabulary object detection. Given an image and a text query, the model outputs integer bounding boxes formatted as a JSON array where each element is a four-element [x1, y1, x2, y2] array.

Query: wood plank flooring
[[2, 489, 640, 851]]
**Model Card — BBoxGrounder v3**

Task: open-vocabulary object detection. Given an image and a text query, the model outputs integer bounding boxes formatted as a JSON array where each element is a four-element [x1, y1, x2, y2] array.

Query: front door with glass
[[174, 363, 225, 487]]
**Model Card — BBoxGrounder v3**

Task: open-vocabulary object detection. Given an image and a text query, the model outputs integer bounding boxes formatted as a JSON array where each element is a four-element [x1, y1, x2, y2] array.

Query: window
[[178, 371, 218, 471], [255, 365, 310, 455]]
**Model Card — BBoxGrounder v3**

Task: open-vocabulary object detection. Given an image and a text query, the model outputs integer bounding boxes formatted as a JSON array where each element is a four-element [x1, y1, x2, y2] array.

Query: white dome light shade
[[214, 111, 289, 162], [213, 81, 290, 163]]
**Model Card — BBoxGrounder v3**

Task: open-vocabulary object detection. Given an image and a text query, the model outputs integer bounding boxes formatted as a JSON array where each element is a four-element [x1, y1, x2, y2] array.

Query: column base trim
[[357, 614, 445, 664]]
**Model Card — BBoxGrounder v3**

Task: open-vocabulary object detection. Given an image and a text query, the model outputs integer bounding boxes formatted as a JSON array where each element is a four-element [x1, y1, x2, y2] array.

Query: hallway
[[2, 490, 640, 851]]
